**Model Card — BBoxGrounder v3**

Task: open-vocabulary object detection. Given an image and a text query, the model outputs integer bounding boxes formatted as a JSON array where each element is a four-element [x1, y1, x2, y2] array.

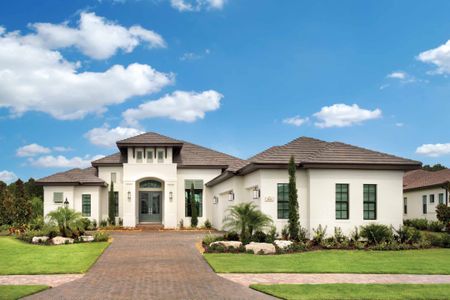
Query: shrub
[[202, 234, 220, 245], [47, 207, 85, 238], [281, 225, 289, 240], [428, 221, 444, 232], [118, 218, 123, 226], [252, 231, 267, 243], [94, 232, 109, 242], [81, 218, 91, 231], [312, 225, 327, 245], [423, 232, 450, 248], [223, 231, 239, 241], [92, 219, 98, 230], [350, 226, 360, 243], [107, 217, 115, 226], [266, 226, 277, 243], [436, 204, 450, 231], [204, 219, 212, 229], [394, 225, 422, 244], [404, 219, 428, 230], [333, 227, 347, 244], [29, 216, 45, 231], [100, 219, 107, 228], [360, 224, 393, 245]]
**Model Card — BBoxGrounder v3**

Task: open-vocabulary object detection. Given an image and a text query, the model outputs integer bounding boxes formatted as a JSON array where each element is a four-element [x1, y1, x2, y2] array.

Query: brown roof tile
[[37, 167, 106, 186], [404, 169, 450, 191], [91, 152, 123, 165], [116, 132, 183, 146]]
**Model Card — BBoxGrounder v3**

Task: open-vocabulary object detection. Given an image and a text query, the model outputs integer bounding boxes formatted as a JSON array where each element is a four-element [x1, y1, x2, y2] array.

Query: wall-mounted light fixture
[[228, 191, 235, 201], [64, 198, 69, 208], [252, 187, 260, 199], [169, 191, 173, 202], [127, 191, 131, 201], [213, 196, 218, 204]]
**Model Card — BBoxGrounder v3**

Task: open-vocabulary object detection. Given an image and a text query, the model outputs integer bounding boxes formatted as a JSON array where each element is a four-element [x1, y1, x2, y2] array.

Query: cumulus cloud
[[0, 170, 18, 183], [16, 143, 51, 157], [416, 143, 450, 157], [29, 154, 105, 168], [25, 12, 166, 60], [53, 146, 72, 152], [85, 125, 144, 147], [387, 71, 407, 79], [282, 116, 308, 127], [170, 0, 226, 12], [0, 26, 173, 120], [123, 90, 222, 126], [314, 104, 382, 128], [417, 40, 450, 74]]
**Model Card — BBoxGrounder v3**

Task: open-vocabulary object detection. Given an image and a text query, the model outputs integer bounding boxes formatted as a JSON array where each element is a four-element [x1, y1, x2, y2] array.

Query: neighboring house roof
[[403, 169, 450, 191], [116, 132, 184, 147], [36, 167, 106, 186]]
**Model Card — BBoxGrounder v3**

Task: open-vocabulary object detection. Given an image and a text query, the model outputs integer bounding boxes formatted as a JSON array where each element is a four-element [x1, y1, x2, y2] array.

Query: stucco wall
[[403, 187, 448, 221], [97, 166, 124, 221], [43, 186, 74, 218]]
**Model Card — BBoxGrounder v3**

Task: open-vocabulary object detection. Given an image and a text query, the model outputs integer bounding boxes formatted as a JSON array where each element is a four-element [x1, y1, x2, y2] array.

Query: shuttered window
[[53, 192, 63, 203]]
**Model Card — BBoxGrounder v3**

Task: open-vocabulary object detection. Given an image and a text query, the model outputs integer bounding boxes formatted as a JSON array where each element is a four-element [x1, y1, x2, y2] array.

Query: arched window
[[139, 180, 162, 189]]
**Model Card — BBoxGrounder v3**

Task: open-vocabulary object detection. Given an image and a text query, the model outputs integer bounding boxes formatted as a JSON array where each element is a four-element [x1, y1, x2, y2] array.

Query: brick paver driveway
[[27, 231, 275, 300]]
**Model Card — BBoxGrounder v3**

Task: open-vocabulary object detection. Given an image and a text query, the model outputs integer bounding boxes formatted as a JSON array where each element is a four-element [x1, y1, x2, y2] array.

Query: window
[[53, 192, 63, 203], [136, 151, 143, 163], [157, 150, 164, 163], [139, 180, 162, 188], [335, 184, 349, 220], [363, 184, 377, 220], [82, 194, 91, 217], [111, 172, 116, 183], [439, 193, 444, 205], [404, 197, 407, 215], [277, 183, 289, 219], [430, 194, 435, 203], [114, 192, 119, 217], [185, 180, 203, 217], [146, 150, 153, 163], [422, 195, 427, 214]]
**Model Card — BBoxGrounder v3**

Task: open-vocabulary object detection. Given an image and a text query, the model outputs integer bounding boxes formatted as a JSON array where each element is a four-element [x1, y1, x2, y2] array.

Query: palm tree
[[47, 207, 84, 237], [223, 202, 273, 242]]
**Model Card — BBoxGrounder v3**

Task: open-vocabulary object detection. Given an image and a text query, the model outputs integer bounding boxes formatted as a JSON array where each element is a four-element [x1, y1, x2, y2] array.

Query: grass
[[251, 284, 450, 300], [0, 285, 49, 300], [0, 237, 109, 275], [204, 249, 450, 274]]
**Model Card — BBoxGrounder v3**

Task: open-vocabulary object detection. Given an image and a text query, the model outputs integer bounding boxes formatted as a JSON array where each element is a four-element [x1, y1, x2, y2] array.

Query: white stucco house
[[403, 169, 450, 221], [37, 132, 421, 234]]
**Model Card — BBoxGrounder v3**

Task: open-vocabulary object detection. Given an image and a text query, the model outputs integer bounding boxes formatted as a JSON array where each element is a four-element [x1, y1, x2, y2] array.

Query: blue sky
[[1, 0, 450, 182]]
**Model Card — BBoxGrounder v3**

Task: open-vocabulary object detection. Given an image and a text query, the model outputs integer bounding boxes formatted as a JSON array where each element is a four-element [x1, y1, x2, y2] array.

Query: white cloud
[[0, 26, 173, 120], [180, 49, 210, 61], [282, 116, 308, 127], [29, 154, 105, 168], [0, 170, 18, 183], [417, 40, 450, 74], [314, 104, 382, 128], [123, 90, 222, 126], [16, 143, 51, 157], [170, 0, 226, 12], [395, 122, 404, 127], [25, 12, 166, 60], [85, 125, 144, 147], [416, 143, 450, 157], [387, 71, 407, 79], [53, 146, 72, 152]]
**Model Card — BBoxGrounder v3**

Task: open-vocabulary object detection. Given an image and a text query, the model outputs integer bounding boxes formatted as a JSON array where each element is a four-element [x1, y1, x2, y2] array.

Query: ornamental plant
[[288, 156, 300, 241]]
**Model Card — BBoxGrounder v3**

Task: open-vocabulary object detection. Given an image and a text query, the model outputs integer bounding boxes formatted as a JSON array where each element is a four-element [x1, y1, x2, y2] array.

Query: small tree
[[190, 183, 198, 227], [108, 181, 115, 225], [12, 179, 32, 225], [0, 182, 9, 225], [47, 207, 84, 237], [436, 203, 450, 231], [288, 156, 300, 241]]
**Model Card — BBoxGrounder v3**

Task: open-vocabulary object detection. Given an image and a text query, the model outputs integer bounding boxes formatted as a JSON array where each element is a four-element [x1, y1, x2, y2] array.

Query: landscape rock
[[52, 236, 74, 245], [274, 240, 293, 249], [210, 241, 242, 249], [80, 235, 94, 242], [31, 236, 49, 244], [245, 242, 276, 254]]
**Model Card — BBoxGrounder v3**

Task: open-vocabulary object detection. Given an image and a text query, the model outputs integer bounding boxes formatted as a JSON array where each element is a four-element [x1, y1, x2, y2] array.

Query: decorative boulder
[[80, 235, 94, 242], [274, 240, 293, 249], [210, 241, 242, 249], [52, 236, 74, 245], [32, 236, 49, 244], [245, 242, 276, 254]]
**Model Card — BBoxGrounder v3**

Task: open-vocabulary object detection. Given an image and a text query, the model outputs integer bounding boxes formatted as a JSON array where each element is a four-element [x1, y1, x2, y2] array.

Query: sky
[[1, 0, 450, 182]]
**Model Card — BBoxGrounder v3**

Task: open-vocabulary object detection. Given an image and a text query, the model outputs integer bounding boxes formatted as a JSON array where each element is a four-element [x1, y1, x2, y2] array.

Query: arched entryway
[[137, 179, 163, 223]]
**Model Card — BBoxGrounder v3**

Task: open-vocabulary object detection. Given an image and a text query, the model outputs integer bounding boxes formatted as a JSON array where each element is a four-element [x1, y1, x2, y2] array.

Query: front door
[[139, 191, 162, 222]]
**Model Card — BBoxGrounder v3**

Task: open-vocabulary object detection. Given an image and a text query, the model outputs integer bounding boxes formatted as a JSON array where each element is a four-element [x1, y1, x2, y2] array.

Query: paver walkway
[[25, 231, 275, 300], [0, 274, 83, 287], [220, 273, 450, 286]]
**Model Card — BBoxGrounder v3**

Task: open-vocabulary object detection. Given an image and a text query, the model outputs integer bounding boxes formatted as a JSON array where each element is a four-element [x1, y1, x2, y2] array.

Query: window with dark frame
[[157, 151, 164, 163], [335, 184, 349, 220], [53, 192, 63, 203], [422, 195, 427, 214], [439, 193, 444, 205], [136, 151, 143, 163], [363, 184, 377, 220], [277, 183, 289, 219], [82, 194, 91, 217], [185, 180, 203, 217], [430, 194, 435, 203], [114, 192, 119, 217], [146, 150, 153, 163]]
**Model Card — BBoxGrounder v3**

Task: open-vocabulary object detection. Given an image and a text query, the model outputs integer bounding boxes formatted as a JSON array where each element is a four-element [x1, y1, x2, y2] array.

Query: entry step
[[136, 224, 164, 231]]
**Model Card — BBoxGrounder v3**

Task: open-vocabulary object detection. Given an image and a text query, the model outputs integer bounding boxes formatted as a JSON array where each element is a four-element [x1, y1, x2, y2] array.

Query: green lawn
[[251, 284, 450, 300], [0, 285, 49, 300], [204, 249, 450, 274], [0, 237, 109, 275]]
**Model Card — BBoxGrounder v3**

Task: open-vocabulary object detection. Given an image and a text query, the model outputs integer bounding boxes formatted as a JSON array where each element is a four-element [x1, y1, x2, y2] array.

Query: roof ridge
[[180, 140, 244, 161]]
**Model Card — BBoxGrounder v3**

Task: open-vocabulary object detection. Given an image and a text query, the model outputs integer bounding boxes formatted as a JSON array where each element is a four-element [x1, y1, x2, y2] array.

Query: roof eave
[[404, 181, 450, 192], [205, 171, 235, 187], [301, 162, 421, 171]]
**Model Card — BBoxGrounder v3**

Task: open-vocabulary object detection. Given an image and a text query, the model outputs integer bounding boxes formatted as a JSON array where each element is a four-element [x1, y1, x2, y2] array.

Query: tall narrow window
[[114, 192, 119, 217], [136, 151, 143, 163], [185, 180, 203, 217], [277, 183, 289, 219], [336, 184, 349, 220], [363, 184, 377, 220], [82, 194, 91, 217], [146, 150, 153, 163], [430, 194, 435, 203], [157, 150, 164, 163], [111, 172, 117, 183], [422, 195, 427, 214], [439, 193, 444, 205], [53, 192, 63, 203], [403, 197, 407, 214]]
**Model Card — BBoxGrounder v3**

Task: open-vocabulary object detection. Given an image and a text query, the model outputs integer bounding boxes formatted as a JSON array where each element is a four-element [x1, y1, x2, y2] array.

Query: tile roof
[[91, 152, 123, 165], [36, 167, 106, 186], [116, 132, 183, 146], [403, 169, 450, 191]]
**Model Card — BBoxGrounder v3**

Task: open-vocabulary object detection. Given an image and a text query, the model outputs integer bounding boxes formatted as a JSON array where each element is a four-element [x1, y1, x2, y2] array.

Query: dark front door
[[139, 191, 162, 222]]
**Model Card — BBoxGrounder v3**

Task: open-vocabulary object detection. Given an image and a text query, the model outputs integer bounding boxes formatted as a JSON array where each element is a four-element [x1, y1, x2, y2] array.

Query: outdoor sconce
[[213, 196, 218, 204], [64, 198, 69, 208], [252, 187, 260, 199], [169, 191, 173, 202], [228, 191, 235, 201], [127, 191, 131, 201]]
